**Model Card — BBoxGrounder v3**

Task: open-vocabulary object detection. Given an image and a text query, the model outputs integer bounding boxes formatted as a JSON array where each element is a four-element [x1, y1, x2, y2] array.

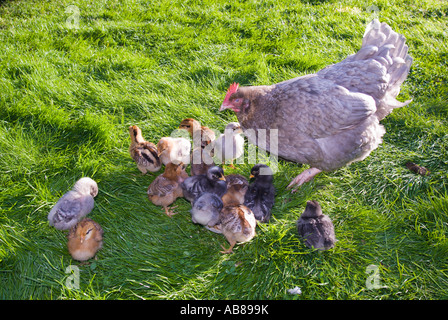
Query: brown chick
[[221, 174, 249, 207], [129, 125, 162, 175], [219, 205, 256, 254], [147, 163, 189, 216], [190, 146, 215, 176], [67, 218, 103, 262], [179, 118, 216, 149]]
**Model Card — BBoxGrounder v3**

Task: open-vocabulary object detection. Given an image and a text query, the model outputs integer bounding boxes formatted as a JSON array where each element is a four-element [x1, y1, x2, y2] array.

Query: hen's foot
[[287, 168, 322, 193]]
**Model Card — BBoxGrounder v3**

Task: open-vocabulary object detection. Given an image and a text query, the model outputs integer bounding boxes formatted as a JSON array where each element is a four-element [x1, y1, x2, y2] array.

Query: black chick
[[296, 200, 336, 251], [181, 166, 227, 203], [243, 164, 275, 223]]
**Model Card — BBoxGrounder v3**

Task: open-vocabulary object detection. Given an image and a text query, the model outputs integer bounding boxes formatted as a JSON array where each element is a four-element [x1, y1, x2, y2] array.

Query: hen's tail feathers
[[361, 19, 413, 120]]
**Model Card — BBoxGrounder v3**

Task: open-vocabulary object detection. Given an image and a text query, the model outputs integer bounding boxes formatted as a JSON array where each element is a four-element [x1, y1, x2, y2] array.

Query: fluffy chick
[[190, 146, 215, 176], [181, 166, 227, 203], [222, 174, 249, 207], [179, 118, 216, 149], [190, 192, 223, 233], [147, 163, 189, 216], [213, 122, 244, 168], [296, 200, 336, 251], [157, 137, 191, 166], [48, 177, 98, 230], [244, 164, 275, 223], [129, 125, 162, 175], [67, 218, 103, 262], [219, 204, 256, 254]]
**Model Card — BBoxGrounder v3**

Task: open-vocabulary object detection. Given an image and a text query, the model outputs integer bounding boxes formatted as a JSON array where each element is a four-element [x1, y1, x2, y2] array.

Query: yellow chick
[[157, 137, 191, 166], [147, 163, 189, 216], [129, 125, 162, 175], [67, 218, 103, 262], [219, 204, 256, 254]]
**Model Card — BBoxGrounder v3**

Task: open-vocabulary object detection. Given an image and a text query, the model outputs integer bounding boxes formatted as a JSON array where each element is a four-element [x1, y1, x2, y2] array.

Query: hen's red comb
[[223, 82, 239, 103]]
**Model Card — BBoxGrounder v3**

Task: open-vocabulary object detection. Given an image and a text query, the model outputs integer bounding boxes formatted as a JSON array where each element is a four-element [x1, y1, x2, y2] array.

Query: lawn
[[0, 0, 447, 300]]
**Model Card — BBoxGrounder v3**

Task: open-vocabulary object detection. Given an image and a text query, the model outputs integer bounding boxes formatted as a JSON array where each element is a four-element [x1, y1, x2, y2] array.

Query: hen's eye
[[234, 98, 241, 103]]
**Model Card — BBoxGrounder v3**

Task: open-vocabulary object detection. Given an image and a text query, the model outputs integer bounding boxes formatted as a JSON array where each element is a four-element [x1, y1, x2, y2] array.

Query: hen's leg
[[287, 168, 322, 192]]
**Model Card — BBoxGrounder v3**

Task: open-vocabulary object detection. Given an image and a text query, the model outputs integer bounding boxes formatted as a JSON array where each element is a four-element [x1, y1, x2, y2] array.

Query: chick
[[147, 163, 189, 216], [67, 218, 103, 262], [48, 177, 98, 230], [181, 166, 227, 203], [213, 122, 244, 169], [222, 174, 249, 207], [129, 125, 162, 175], [157, 137, 191, 166], [296, 201, 336, 251], [179, 118, 216, 149], [190, 192, 223, 233], [190, 146, 215, 176], [219, 205, 256, 254], [244, 164, 275, 223]]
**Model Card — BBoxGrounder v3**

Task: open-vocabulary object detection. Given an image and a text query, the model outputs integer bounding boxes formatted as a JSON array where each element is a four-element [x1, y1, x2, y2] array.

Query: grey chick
[[296, 200, 336, 250], [48, 177, 99, 230], [190, 192, 223, 233], [181, 166, 227, 203]]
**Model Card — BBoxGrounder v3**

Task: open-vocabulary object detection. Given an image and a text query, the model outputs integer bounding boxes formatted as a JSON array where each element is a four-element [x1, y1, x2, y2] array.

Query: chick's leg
[[220, 240, 236, 254], [287, 168, 322, 193], [228, 159, 235, 169], [163, 205, 178, 217]]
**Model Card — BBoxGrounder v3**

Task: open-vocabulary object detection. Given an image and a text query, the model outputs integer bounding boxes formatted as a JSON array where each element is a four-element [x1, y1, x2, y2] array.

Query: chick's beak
[[219, 175, 226, 181], [80, 236, 85, 244], [249, 174, 255, 179]]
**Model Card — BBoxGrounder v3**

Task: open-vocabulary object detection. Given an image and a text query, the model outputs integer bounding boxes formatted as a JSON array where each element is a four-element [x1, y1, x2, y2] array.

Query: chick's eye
[[86, 228, 92, 235]]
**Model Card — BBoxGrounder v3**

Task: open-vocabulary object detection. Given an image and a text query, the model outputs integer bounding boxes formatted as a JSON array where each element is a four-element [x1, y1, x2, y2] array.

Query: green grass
[[1, 0, 447, 300]]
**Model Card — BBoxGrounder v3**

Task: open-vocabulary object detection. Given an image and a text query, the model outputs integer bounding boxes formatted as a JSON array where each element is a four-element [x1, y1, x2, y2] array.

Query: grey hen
[[220, 20, 413, 191]]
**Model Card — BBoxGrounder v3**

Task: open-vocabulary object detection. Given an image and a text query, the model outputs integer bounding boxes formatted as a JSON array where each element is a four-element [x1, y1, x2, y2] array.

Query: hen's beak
[[219, 103, 231, 112], [220, 103, 240, 113]]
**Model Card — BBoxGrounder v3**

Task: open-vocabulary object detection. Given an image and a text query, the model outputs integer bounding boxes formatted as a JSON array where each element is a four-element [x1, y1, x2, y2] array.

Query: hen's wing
[[273, 74, 377, 139]]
